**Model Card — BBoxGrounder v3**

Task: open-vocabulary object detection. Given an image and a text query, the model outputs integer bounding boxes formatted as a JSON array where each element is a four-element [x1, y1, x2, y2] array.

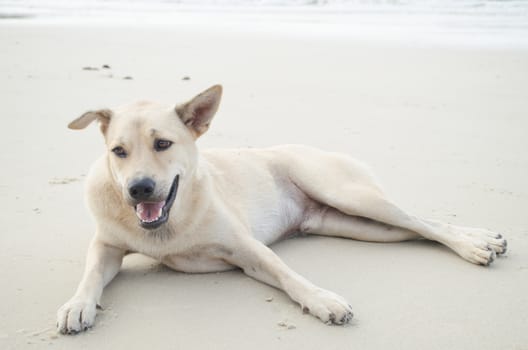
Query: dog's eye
[[154, 139, 172, 151], [111, 146, 127, 158]]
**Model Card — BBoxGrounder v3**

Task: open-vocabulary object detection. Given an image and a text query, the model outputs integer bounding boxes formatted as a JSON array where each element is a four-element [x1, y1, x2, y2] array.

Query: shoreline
[[2, 6, 528, 50]]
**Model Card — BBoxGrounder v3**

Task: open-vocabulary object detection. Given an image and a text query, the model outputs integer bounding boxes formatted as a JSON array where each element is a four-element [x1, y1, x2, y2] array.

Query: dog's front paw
[[300, 288, 353, 325], [57, 297, 98, 334]]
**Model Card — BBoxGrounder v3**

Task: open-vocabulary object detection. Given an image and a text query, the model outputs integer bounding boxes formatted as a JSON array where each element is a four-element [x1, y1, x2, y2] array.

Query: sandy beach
[[0, 20, 527, 350]]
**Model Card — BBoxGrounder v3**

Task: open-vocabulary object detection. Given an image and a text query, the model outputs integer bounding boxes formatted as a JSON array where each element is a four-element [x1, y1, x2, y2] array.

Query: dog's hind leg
[[301, 206, 420, 243], [301, 182, 506, 265], [284, 147, 506, 265]]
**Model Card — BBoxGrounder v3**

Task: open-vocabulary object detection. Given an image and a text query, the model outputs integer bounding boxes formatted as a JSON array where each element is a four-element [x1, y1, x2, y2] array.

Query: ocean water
[[1, 0, 528, 47]]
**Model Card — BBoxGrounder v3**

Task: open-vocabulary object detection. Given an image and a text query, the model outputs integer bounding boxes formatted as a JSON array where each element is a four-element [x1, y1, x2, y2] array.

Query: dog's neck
[[159, 156, 214, 237]]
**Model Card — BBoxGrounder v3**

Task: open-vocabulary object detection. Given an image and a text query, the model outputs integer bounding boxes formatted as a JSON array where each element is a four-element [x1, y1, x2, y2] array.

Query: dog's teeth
[[136, 201, 165, 223]]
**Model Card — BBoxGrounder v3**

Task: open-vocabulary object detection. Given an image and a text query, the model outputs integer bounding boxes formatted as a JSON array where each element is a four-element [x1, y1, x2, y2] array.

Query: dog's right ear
[[68, 109, 112, 134]]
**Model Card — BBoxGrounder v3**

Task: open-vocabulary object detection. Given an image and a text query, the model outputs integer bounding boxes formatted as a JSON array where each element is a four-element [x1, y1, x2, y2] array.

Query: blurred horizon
[[1, 0, 528, 48], [2, 0, 528, 17]]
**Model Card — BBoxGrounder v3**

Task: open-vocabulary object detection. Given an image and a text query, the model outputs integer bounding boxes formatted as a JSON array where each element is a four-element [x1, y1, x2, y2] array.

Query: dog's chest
[[162, 253, 234, 273]]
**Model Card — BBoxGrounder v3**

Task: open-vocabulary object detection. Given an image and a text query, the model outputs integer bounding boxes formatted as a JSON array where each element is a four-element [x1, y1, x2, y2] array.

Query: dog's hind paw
[[452, 228, 507, 266], [466, 229, 507, 256]]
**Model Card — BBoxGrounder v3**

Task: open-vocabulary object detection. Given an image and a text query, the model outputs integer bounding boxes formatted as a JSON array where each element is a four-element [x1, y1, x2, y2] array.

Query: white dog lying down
[[57, 85, 507, 334]]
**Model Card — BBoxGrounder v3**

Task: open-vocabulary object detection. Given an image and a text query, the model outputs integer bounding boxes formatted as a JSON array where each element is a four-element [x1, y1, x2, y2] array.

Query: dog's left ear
[[176, 85, 222, 138]]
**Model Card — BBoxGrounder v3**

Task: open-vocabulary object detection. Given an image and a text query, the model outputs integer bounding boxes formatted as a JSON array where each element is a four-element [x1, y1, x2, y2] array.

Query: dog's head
[[69, 85, 222, 229]]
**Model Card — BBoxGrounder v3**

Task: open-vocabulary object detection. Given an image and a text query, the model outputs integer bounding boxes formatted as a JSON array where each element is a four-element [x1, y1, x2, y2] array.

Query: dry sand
[[0, 22, 527, 350]]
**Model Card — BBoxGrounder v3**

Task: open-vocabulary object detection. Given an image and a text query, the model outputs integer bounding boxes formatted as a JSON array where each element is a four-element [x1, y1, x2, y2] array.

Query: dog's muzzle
[[133, 175, 179, 230]]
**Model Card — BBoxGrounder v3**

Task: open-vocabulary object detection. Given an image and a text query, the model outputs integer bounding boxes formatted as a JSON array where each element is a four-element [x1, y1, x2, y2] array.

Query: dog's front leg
[[227, 237, 353, 325], [57, 238, 125, 334]]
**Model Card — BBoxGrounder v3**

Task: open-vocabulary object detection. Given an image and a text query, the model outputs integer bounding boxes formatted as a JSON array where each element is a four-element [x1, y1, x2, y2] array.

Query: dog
[[57, 85, 507, 334]]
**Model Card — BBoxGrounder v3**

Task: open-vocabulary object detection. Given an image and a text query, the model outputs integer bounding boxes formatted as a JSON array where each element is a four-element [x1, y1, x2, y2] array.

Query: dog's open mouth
[[134, 175, 179, 229]]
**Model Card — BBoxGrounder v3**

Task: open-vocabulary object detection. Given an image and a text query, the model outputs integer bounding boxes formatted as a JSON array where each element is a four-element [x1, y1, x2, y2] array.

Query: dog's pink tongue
[[136, 201, 165, 222]]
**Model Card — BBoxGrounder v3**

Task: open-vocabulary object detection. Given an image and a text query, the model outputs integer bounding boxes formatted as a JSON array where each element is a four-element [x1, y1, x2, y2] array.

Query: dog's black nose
[[128, 178, 156, 200]]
